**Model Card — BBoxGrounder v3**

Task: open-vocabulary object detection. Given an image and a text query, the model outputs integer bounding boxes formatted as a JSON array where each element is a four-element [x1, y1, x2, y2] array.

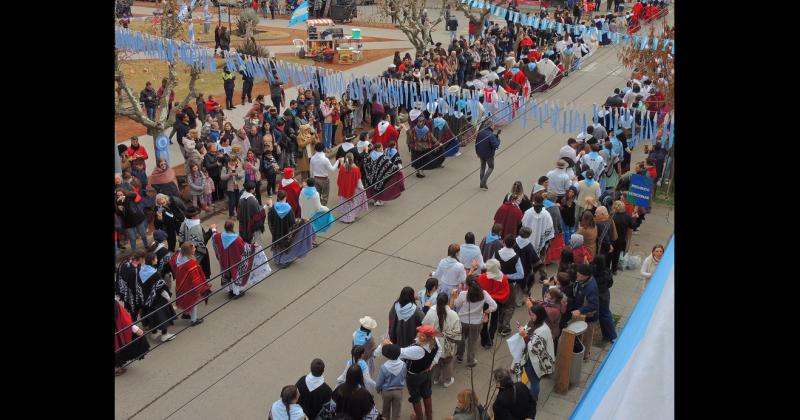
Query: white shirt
[[310, 152, 339, 178], [431, 257, 466, 296], [399, 340, 442, 367]]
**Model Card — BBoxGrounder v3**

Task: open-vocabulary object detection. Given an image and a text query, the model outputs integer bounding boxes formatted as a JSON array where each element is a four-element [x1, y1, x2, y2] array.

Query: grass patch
[[591, 313, 622, 345], [653, 187, 674, 207], [126, 20, 289, 45], [118, 58, 232, 102]]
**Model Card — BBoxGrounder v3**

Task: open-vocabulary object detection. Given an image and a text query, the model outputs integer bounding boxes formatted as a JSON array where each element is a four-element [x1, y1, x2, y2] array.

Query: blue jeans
[[598, 291, 618, 340], [524, 359, 541, 402], [126, 220, 149, 251], [227, 189, 241, 217], [146, 106, 156, 120], [322, 123, 333, 149]]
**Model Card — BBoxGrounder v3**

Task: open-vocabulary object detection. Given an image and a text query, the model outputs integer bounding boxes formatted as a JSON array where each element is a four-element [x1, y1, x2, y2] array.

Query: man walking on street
[[475, 124, 500, 190]]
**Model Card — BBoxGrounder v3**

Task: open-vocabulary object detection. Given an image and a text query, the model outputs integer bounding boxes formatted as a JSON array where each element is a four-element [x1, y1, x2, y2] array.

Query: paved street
[[116, 7, 674, 419]]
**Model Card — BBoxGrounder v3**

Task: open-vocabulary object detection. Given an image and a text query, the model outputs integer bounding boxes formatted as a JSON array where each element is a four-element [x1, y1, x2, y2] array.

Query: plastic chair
[[292, 39, 305, 57]]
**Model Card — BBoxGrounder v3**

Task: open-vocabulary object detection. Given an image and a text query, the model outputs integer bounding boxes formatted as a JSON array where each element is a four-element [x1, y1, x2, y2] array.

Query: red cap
[[283, 167, 294, 179], [416, 325, 442, 337]]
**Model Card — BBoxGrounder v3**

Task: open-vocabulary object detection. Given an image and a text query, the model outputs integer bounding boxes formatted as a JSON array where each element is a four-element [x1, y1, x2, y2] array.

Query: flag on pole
[[188, 22, 195, 44], [288, 1, 309, 27]]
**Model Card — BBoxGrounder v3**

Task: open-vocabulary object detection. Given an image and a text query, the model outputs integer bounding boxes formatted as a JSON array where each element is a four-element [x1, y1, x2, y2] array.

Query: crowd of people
[[115, 1, 672, 417]]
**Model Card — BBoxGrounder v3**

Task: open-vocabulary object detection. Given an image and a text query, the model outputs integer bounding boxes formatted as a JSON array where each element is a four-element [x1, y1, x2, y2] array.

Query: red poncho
[[279, 179, 302, 218], [494, 202, 523, 238], [114, 301, 133, 352], [337, 165, 362, 199], [169, 253, 211, 311], [373, 123, 399, 150], [212, 232, 254, 287], [477, 272, 510, 304]]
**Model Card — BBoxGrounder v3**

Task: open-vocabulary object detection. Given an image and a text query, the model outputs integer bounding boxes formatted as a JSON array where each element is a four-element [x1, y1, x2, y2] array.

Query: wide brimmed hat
[[345, 134, 358, 142], [496, 66, 506, 73], [556, 159, 568, 169], [479, 70, 489, 76], [185, 206, 201, 217], [409, 109, 422, 121], [359, 316, 377, 330], [448, 85, 461, 94]]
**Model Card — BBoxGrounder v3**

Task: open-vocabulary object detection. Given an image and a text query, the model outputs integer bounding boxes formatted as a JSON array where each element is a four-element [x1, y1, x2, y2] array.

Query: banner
[[626, 174, 654, 207]]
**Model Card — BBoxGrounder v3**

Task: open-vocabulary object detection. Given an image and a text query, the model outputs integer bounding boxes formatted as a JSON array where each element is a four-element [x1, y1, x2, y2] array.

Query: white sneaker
[[160, 333, 176, 342], [455, 152, 462, 157], [151, 330, 161, 339], [432, 378, 439, 385], [443, 377, 455, 387], [375, 200, 384, 206]]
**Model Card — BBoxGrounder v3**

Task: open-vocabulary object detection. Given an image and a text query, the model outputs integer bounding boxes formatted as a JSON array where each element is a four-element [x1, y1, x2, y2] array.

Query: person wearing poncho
[[278, 167, 302, 219], [139, 253, 176, 342], [336, 150, 368, 223], [115, 299, 150, 376], [268, 190, 315, 268], [543, 192, 566, 265], [168, 242, 211, 326], [432, 113, 459, 158], [493, 199, 524, 239], [364, 143, 404, 206], [237, 181, 267, 245], [407, 110, 444, 178], [521, 196, 555, 259], [299, 178, 334, 238], [373, 114, 400, 150], [212, 219, 270, 300]]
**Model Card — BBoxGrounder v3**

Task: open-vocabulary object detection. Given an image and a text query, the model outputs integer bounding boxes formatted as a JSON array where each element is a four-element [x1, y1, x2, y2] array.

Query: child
[[336, 345, 376, 389], [353, 316, 378, 377], [209, 121, 221, 144], [417, 278, 439, 314], [569, 233, 593, 265], [201, 167, 215, 209], [261, 151, 279, 197], [375, 344, 406, 420]]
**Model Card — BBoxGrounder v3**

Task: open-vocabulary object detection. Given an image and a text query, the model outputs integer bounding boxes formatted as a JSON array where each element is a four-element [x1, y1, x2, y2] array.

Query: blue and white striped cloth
[[288, 1, 309, 27]]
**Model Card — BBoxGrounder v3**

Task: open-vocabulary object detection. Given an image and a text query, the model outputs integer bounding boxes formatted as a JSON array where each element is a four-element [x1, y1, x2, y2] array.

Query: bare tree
[[452, 0, 491, 26], [115, 0, 202, 141], [376, 0, 447, 53], [616, 23, 674, 111]]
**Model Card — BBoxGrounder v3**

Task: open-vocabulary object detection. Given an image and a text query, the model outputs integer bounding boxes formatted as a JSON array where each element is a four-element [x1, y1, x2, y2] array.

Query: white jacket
[[641, 255, 659, 279]]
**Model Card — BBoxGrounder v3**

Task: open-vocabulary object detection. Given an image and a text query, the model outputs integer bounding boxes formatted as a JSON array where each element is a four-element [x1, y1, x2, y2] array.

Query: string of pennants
[[460, 0, 674, 53], [115, 27, 673, 148]]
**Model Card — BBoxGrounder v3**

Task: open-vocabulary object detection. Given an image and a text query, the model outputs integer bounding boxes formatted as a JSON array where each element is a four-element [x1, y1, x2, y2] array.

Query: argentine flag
[[289, 1, 309, 27]]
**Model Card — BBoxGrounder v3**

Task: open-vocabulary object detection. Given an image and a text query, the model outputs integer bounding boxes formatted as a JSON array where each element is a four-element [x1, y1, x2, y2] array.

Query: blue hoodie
[[274, 201, 292, 219], [375, 359, 406, 392]]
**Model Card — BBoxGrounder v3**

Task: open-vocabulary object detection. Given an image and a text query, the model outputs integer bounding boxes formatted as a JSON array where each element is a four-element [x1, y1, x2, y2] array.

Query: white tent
[[572, 236, 674, 420]]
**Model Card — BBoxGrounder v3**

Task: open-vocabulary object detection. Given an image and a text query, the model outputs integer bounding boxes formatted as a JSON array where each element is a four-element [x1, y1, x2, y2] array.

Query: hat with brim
[[345, 134, 358, 142], [556, 159, 568, 169], [416, 324, 442, 337], [409, 109, 422, 121], [479, 70, 489, 76], [359, 316, 377, 330], [448, 85, 461, 94], [185, 206, 201, 218], [496, 66, 506, 73], [532, 184, 546, 195]]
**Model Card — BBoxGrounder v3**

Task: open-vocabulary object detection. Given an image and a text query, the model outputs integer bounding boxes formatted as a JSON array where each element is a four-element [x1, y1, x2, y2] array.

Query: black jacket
[[140, 87, 157, 108], [116, 192, 145, 228], [296, 376, 333, 420], [153, 196, 187, 233], [203, 153, 223, 179], [475, 128, 500, 159], [493, 382, 535, 420]]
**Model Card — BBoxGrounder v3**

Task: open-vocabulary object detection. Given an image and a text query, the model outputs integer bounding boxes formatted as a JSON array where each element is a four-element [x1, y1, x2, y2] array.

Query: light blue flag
[[582, 112, 587, 133], [188, 21, 195, 45], [532, 17, 539, 27], [661, 116, 669, 142], [662, 38, 670, 51], [650, 113, 658, 140], [288, 1, 309, 27], [552, 103, 559, 130], [562, 109, 567, 133], [514, 12, 520, 24], [557, 23, 563, 34], [490, 5, 496, 14], [652, 37, 659, 50], [668, 120, 674, 148], [549, 21, 556, 30], [204, 0, 210, 22], [671, 42, 675, 54], [640, 36, 649, 50], [538, 104, 544, 128]]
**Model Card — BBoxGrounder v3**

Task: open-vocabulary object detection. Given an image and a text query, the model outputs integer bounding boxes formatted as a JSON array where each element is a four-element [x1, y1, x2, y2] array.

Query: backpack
[[314, 400, 336, 420]]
